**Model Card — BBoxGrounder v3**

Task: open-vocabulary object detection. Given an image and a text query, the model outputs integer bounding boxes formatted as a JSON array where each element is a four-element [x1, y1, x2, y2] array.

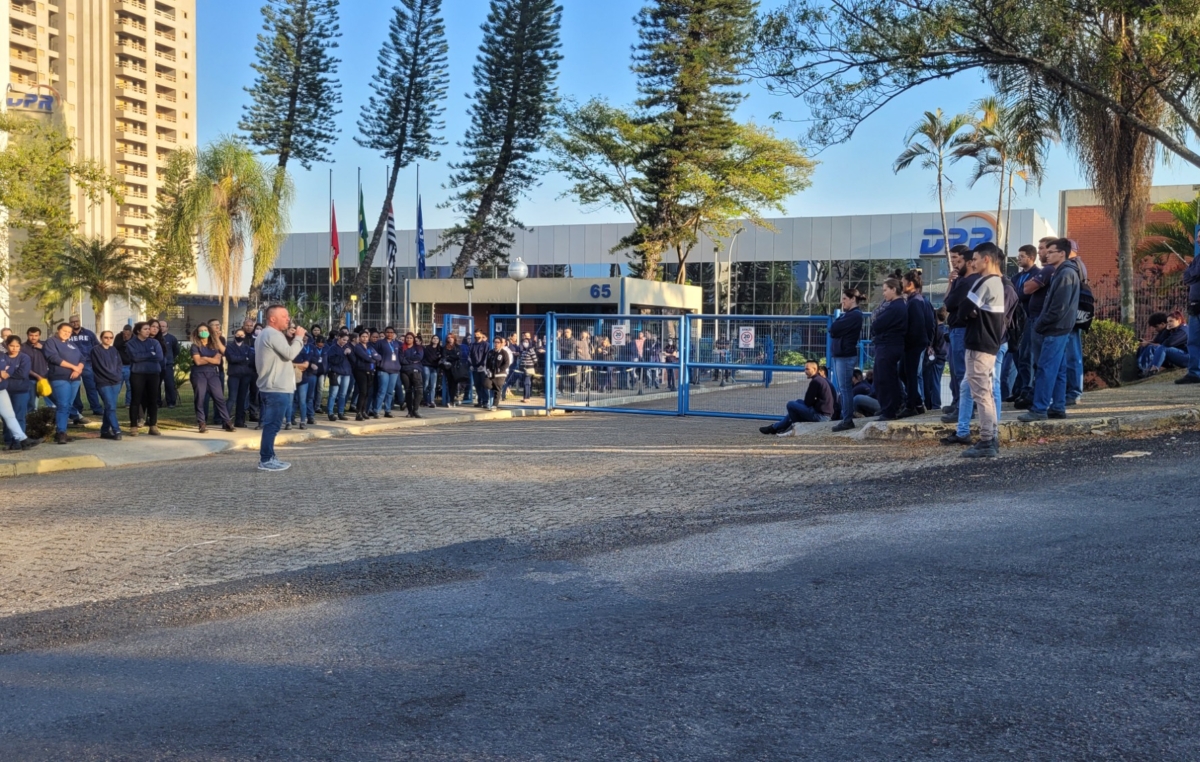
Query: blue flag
[[416, 195, 427, 279]]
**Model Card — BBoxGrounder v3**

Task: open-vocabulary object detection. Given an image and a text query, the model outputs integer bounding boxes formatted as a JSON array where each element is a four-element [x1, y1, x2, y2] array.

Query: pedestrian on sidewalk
[[399, 332, 424, 418], [483, 336, 511, 411], [67, 314, 103, 419], [126, 321, 164, 438], [0, 336, 39, 450], [1020, 239, 1081, 423], [759, 360, 834, 435], [955, 243, 1007, 458], [325, 333, 353, 421], [1178, 246, 1200, 385], [226, 328, 255, 427], [44, 322, 88, 444], [830, 287, 864, 432], [255, 306, 305, 471], [2, 336, 35, 448], [20, 328, 49, 416], [350, 330, 381, 421], [421, 334, 444, 407], [870, 278, 908, 421], [191, 323, 234, 434], [91, 331, 124, 441]]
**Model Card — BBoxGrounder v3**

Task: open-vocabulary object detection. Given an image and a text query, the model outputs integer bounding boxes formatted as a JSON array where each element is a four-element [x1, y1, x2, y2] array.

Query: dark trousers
[[400, 369, 421, 416], [902, 345, 925, 411], [129, 372, 159, 427], [874, 344, 904, 418], [74, 364, 104, 416], [228, 374, 252, 425], [192, 372, 230, 425], [161, 365, 178, 406], [472, 370, 488, 405], [922, 357, 945, 412], [354, 370, 374, 417]]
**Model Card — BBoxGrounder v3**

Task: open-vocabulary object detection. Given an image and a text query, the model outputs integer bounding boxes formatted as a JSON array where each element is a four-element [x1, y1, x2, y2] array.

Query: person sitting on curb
[[1137, 310, 1189, 376], [851, 369, 881, 418], [759, 360, 834, 436]]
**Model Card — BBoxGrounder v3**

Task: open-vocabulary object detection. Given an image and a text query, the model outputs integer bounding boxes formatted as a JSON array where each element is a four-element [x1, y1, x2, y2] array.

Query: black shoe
[[355, 415, 364, 421], [758, 425, 776, 435], [283, 423, 291, 430], [383, 412, 393, 418], [55, 432, 68, 445], [412, 412, 422, 419], [940, 412, 958, 424], [896, 408, 918, 419], [223, 423, 236, 432], [1175, 374, 1200, 385], [329, 414, 338, 422], [940, 433, 974, 446], [1048, 410, 1067, 419], [307, 417, 315, 425], [961, 440, 999, 458], [198, 423, 207, 433], [338, 414, 348, 421], [20, 437, 41, 450], [831, 420, 855, 432], [1065, 398, 1079, 406], [1013, 396, 1032, 410], [875, 414, 898, 422], [298, 422, 306, 430]]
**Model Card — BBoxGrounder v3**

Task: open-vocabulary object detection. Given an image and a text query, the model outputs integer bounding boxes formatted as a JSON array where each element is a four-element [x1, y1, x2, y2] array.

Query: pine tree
[[349, 0, 449, 302], [629, 0, 757, 280], [442, 0, 563, 277], [240, 0, 342, 171]]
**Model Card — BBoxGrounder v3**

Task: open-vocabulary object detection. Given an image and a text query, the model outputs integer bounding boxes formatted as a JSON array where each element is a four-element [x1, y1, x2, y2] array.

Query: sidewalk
[[857, 370, 1200, 442], [0, 404, 557, 478]]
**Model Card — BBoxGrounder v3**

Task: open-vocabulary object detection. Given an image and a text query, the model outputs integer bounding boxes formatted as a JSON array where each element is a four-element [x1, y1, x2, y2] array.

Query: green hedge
[[1083, 320, 1137, 387]]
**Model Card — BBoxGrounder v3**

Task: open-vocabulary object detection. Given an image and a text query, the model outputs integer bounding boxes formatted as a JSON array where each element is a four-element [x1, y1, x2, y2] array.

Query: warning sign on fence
[[611, 325, 627, 346], [738, 326, 755, 349]]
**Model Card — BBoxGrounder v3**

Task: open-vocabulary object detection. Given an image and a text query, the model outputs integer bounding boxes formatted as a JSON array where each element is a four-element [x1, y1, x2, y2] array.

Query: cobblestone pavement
[[0, 415, 956, 617]]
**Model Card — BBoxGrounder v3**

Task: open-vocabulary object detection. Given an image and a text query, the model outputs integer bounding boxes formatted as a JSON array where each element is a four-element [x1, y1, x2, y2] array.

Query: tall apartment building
[[3, 0, 197, 331]]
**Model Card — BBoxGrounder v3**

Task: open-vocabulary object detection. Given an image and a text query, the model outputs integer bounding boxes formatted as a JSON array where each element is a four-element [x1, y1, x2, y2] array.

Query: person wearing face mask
[[508, 335, 539, 403], [325, 333, 353, 421], [191, 323, 234, 433], [126, 321, 164, 437], [0, 335, 39, 450], [225, 328, 255, 427], [399, 332, 424, 418], [90, 330, 125, 441], [421, 334, 444, 407]]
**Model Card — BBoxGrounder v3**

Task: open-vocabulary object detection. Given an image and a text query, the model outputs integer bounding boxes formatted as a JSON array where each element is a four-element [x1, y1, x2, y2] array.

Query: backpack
[[1075, 283, 1095, 331]]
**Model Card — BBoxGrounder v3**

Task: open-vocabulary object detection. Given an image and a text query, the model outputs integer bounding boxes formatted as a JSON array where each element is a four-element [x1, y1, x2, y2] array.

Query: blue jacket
[[467, 340, 489, 370], [375, 339, 402, 373], [1035, 259, 1081, 338], [1185, 251, 1200, 303], [225, 338, 256, 377], [870, 298, 908, 348], [68, 327, 99, 364], [91, 345, 124, 387], [829, 308, 863, 358], [43, 335, 86, 381], [1014, 267, 1039, 313], [327, 343, 353, 375], [904, 293, 935, 349], [161, 332, 181, 366], [127, 336, 164, 374], [306, 344, 327, 377], [351, 342, 381, 372], [0, 352, 32, 393], [400, 344, 424, 372]]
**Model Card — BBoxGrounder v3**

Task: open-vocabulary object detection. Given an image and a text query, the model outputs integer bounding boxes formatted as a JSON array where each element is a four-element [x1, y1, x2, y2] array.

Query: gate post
[[679, 314, 691, 416], [545, 312, 557, 412]]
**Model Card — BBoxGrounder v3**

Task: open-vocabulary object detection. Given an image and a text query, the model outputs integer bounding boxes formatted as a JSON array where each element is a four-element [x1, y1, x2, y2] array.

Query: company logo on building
[[6, 84, 57, 112], [919, 213, 996, 254]]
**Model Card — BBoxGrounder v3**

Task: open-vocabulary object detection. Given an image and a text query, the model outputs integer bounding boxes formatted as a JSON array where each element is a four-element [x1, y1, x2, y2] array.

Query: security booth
[[404, 276, 703, 339]]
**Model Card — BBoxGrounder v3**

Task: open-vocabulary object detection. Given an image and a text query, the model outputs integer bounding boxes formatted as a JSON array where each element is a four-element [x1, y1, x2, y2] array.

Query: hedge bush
[[1083, 319, 1137, 388]]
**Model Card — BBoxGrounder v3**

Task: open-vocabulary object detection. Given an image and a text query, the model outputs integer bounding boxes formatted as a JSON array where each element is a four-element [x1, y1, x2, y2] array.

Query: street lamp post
[[509, 256, 528, 321]]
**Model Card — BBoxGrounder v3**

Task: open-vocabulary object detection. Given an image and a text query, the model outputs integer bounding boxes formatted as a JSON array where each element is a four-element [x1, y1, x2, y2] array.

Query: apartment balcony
[[9, 54, 38, 72], [155, 47, 176, 62], [10, 24, 38, 42], [9, 71, 38, 87], [156, 131, 177, 145], [155, 69, 176, 83], [116, 103, 148, 118], [10, 2, 36, 20], [156, 111, 177, 124], [117, 15, 147, 34], [116, 0, 148, 14], [154, 24, 175, 41], [117, 80, 148, 97], [116, 60, 147, 75], [116, 37, 147, 55], [153, 5, 175, 21], [119, 166, 149, 180], [155, 88, 177, 103], [116, 125, 149, 139]]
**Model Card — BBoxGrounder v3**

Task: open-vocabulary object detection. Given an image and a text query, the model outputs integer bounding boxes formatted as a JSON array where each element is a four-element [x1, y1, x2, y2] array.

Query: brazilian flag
[[357, 183, 369, 265]]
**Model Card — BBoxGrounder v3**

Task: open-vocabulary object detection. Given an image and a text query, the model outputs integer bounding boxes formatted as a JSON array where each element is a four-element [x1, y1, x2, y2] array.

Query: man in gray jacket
[[255, 305, 305, 471], [1019, 239, 1080, 422]]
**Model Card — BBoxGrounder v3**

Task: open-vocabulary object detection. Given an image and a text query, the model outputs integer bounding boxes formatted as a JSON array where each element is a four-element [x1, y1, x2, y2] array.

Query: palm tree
[[27, 237, 147, 330], [893, 109, 973, 269], [1138, 198, 1198, 266], [957, 96, 1053, 252], [178, 137, 292, 330]]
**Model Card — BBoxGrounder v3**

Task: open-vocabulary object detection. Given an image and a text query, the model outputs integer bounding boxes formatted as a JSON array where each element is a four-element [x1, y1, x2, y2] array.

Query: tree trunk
[[937, 170, 952, 272], [350, 162, 403, 308], [1117, 201, 1136, 326], [996, 154, 1005, 250]]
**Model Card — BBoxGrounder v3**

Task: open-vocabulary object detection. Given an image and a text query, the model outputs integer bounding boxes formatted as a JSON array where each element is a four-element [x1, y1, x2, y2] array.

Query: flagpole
[[384, 166, 392, 329], [329, 168, 334, 329]]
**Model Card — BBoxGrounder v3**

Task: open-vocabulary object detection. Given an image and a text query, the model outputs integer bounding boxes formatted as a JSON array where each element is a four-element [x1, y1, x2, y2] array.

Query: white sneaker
[[257, 459, 291, 471], [776, 427, 796, 437]]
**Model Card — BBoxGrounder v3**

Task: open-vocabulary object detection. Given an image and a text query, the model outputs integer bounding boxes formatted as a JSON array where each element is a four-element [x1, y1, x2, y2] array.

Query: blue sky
[[198, 0, 1200, 237]]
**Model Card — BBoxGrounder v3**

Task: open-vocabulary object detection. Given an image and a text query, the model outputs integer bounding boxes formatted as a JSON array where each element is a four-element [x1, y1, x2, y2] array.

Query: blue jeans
[[948, 327, 967, 409], [375, 371, 399, 413], [1031, 333, 1070, 415], [999, 348, 1016, 401], [228, 374, 252, 425], [98, 384, 121, 436], [51, 378, 82, 433], [422, 366, 438, 405], [74, 365, 103, 416], [121, 365, 132, 406], [306, 374, 323, 418], [327, 374, 350, 416], [161, 364, 179, 406], [771, 399, 829, 431], [3, 390, 31, 445], [258, 391, 291, 464], [290, 379, 310, 422], [956, 342, 1007, 437], [832, 356, 856, 424], [1015, 327, 1033, 398], [1188, 314, 1200, 377], [1066, 330, 1083, 402]]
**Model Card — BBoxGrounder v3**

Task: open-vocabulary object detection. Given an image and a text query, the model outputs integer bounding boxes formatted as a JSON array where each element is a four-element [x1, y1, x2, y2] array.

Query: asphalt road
[[1, 425, 1198, 760]]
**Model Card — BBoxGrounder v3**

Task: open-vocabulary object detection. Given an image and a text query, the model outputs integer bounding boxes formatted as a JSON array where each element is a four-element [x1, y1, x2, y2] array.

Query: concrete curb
[[858, 407, 1200, 442], [0, 407, 561, 479]]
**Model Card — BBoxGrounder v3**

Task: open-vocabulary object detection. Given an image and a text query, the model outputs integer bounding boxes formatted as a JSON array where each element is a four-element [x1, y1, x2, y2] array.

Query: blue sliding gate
[[538, 312, 878, 420]]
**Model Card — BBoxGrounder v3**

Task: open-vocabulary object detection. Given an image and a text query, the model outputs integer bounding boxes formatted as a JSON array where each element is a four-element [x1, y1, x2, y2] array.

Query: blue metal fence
[[442, 314, 474, 344], [487, 315, 549, 343]]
